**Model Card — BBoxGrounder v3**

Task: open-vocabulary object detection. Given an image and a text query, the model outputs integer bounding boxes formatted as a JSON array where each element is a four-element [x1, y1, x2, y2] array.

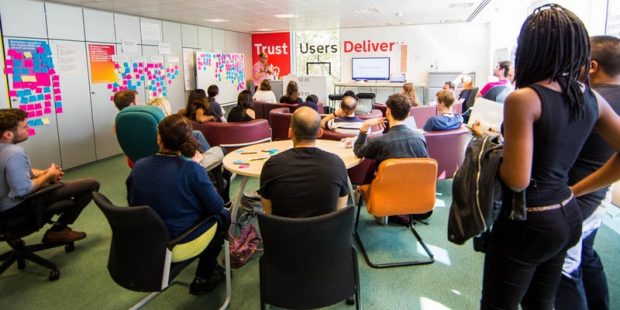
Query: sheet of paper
[[467, 97, 504, 134]]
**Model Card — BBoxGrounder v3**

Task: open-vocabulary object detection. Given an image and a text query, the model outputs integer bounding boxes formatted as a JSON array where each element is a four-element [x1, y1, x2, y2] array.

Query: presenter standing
[[253, 52, 273, 89]]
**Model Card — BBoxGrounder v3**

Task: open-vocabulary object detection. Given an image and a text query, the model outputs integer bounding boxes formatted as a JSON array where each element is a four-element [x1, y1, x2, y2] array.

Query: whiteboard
[[195, 51, 245, 104]]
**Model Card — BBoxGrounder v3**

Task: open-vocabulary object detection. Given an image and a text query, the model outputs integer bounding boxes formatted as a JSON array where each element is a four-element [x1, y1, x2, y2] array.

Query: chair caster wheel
[[65, 243, 74, 252], [49, 270, 60, 281], [346, 296, 355, 305]]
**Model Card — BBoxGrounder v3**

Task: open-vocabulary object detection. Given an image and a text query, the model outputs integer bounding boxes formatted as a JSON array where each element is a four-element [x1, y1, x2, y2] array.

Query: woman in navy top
[[127, 114, 230, 295], [481, 5, 620, 309]]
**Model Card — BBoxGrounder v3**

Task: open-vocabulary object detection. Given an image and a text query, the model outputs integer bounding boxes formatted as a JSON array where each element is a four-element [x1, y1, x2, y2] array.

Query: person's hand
[[333, 108, 345, 118], [471, 120, 484, 137], [360, 117, 386, 134], [191, 151, 204, 164], [46, 163, 63, 182]]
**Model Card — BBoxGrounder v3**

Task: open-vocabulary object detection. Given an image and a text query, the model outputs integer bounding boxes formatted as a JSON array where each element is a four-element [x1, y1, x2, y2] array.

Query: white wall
[[340, 23, 490, 100]]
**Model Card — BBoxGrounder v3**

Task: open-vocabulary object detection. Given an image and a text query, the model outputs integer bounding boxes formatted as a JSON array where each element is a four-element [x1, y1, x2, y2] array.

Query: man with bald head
[[259, 107, 349, 217], [320, 95, 364, 135]]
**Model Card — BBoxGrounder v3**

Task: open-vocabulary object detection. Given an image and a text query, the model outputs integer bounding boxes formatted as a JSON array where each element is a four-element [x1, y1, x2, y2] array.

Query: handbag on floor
[[229, 223, 262, 268]]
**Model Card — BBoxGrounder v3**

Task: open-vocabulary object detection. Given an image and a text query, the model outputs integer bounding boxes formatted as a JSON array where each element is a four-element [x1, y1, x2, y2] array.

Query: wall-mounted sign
[[251, 32, 291, 77]]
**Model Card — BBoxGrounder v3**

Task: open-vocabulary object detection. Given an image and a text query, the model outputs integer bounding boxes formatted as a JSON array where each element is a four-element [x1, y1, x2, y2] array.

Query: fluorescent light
[[355, 8, 378, 14], [448, 2, 475, 9], [205, 18, 229, 23], [274, 14, 298, 19], [257, 28, 273, 31]]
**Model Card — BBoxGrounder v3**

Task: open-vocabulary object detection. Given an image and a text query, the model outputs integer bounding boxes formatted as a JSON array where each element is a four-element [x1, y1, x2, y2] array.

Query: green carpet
[[1, 155, 619, 309]]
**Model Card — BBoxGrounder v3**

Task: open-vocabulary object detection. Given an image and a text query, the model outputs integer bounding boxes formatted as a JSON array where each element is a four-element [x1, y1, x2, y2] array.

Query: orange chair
[[355, 158, 437, 268]]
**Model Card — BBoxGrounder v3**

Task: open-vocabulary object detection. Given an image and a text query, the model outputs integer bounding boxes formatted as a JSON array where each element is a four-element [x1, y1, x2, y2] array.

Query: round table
[[223, 139, 363, 226]]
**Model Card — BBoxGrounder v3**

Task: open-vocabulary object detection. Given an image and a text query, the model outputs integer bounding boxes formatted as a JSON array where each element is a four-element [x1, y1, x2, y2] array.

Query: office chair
[[0, 183, 76, 281], [355, 158, 437, 268], [92, 191, 232, 309], [115, 105, 165, 164], [257, 207, 360, 310]]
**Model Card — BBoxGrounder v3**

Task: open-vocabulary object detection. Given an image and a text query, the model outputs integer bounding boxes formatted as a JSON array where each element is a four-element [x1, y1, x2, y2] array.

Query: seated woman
[[186, 89, 216, 123], [402, 82, 420, 107], [127, 114, 230, 295], [228, 90, 256, 122], [253, 79, 277, 103], [279, 81, 304, 104], [423, 90, 463, 131]]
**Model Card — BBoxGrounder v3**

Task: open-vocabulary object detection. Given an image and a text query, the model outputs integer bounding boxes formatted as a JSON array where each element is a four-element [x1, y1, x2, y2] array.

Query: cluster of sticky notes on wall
[[5, 40, 63, 136], [196, 53, 245, 91], [107, 61, 180, 100]]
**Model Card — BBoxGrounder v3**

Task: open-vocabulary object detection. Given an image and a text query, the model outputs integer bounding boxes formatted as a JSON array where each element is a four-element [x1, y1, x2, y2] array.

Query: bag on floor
[[229, 223, 262, 268]]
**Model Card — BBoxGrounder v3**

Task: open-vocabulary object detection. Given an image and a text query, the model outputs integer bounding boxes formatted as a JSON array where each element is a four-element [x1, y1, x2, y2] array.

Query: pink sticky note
[[53, 82, 60, 87], [27, 128, 36, 136], [19, 105, 27, 111], [9, 90, 17, 97], [49, 69, 56, 75], [168, 79, 172, 84], [26, 104, 34, 111], [28, 111, 36, 118], [54, 95, 62, 101], [35, 111, 42, 117], [4, 68, 13, 74], [55, 107, 63, 114], [37, 46, 44, 53], [44, 101, 51, 107], [35, 88, 42, 94], [44, 108, 51, 114], [107, 84, 113, 89], [34, 103, 42, 110], [52, 75, 59, 81], [44, 94, 51, 100], [152, 92, 157, 97]]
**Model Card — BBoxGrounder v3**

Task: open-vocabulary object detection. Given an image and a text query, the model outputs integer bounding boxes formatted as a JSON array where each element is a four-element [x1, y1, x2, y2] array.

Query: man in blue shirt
[[0, 109, 99, 243], [423, 90, 463, 132]]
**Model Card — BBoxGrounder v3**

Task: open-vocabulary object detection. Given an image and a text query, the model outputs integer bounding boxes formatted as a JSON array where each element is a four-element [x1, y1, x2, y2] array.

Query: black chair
[[257, 207, 360, 310], [328, 94, 344, 110], [461, 87, 479, 123], [92, 192, 232, 309], [0, 183, 75, 281], [483, 85, 511, 103], [357, 92, 376, 105]]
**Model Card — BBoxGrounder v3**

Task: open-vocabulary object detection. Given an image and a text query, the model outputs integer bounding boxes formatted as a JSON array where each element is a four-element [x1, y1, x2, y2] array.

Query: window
[[607, 0, 620, 36]]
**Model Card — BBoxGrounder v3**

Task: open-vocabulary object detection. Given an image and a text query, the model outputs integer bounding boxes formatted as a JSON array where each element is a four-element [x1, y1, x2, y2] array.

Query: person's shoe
[[189, 266, 227, 295], [388, 215, 411, 226], [242, 190, 261, 200], [42, 227, 86, 243]]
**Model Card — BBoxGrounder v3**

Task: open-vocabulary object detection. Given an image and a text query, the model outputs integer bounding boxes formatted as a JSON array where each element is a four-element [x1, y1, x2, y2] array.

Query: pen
[[241, 151, 258, 154]]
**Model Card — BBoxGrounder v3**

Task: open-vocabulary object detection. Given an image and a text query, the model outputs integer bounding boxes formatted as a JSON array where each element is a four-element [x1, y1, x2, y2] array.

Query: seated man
[[320, 95, 364, 135], [127, 114, 230, 295], [299, 94, 319, 112], [0, 109, 100, 242], [259, 107, 349, 218], [478, 60, 512, 97], [423, 90, 463, 131]]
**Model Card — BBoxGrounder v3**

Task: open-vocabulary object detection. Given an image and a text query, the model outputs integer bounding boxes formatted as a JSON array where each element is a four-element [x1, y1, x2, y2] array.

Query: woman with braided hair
[[480, 4, 620, 309]]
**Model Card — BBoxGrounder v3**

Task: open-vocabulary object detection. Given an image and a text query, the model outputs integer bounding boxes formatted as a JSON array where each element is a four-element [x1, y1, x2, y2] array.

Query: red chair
[[269, 108, 293, 141], [253, 101, 298, 123], [192, 119, 272, 152], [425, 127, 471, 179], [410, 106, 437, 127]]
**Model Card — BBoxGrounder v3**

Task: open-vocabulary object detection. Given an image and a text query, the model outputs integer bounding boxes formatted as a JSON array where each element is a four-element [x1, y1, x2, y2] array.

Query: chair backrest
[[348, 158, 376, 186], [92, 192, 171, 292], [410, 106, 437, 127], [425, 127, 471, 179], [115, 105, 165, 164], [452, 102, 463, 114], [257, 207, 357, 309], [367, 158, 437, 217], [192, 119, 272, 152], [483, 85, 511, 103], [268, 107, 293, 141], [463, 87, 479, 112], [371, 103, 387, 117], [253, 101, 297, 122]]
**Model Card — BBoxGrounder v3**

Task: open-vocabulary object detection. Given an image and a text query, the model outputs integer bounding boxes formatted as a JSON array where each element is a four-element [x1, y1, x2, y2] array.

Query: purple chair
[[410, 106, 437, 128], [192, 119, 272, 152], [424, 127, 471, 179], [253, 101, 298, 123], [371, 104, 387, 117], [269, 107, 293, 141], [357, 109, 383, 120], [452, 103, 463, 114], [348, 158, 376, 186]]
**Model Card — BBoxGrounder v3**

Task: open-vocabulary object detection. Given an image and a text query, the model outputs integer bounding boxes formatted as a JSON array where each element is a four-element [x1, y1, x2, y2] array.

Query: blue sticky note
[[55, 101, 62, 108], [35, 119, 44, 126], [27, 120, 37, 127], [22, 68, 29, 74], [43, 87, 50, 93], [20, 97, 28, 103], [29, 95, 37, 102], [13, 75, 22, 82], [13, 60, 22, 67], [37, 94, 44, 101]]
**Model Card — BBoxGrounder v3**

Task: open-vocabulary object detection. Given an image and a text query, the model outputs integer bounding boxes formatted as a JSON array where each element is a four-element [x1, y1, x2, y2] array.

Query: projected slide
[[352, 57, 390, 81]]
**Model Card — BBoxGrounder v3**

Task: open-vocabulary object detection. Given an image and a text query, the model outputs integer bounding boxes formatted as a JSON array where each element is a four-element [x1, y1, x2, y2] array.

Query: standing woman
[[481, 4, 620, 309]]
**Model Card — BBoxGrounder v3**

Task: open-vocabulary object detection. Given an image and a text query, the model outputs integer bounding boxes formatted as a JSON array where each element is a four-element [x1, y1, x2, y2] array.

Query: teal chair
[[115, 105, 165, 165]]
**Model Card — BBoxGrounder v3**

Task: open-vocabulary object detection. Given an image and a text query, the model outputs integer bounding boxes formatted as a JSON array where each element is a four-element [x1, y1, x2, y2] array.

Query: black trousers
[[481, 199, 582, 310], [195, 209, 231, 279]]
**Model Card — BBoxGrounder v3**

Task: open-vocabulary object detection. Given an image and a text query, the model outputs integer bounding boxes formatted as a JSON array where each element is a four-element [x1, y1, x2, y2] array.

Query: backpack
[[447, 135, 526, 245]]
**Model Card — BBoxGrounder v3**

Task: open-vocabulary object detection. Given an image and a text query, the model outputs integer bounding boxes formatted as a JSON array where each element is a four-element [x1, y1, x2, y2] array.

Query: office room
[[1, 0, 620, 309]]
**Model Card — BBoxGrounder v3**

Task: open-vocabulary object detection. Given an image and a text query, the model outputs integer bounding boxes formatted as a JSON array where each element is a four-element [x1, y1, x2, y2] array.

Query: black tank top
[[525, 84, 598, 206]]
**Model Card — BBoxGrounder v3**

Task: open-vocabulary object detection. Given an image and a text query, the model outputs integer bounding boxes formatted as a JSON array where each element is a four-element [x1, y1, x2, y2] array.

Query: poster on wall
[[195, 52, 244, 104], [251, 32, 291, 79], [182, 48, 196, 91], [4, 39, 64, 136], [88, 44, 116, 83]]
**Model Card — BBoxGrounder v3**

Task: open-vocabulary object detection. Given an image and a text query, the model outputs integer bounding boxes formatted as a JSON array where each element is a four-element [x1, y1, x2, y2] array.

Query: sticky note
[[44, 108, 51, 114], [22, 75, 36, 82], [9, 90, 17, 97], [54, 95, 62, 101], [27, 128, 36, 136], [23, 52, 32, 59], [55, 107, 63, 114]]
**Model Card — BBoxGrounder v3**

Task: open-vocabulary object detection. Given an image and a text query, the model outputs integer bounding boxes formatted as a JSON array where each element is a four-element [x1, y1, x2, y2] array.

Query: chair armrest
[[167, 215, 216, 249], [21, 182, 64, 200]]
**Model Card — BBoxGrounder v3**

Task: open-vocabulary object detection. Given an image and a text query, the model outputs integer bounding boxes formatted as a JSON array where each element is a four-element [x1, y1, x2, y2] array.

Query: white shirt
[[253, 90, 277, 103]]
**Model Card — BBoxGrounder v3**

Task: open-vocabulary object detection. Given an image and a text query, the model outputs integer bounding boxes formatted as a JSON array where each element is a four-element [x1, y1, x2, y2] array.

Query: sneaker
[[42, 227, 86, 243], [189, 266, 227, 295]]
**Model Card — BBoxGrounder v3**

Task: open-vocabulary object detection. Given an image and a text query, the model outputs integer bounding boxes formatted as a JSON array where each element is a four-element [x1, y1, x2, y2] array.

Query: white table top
[[334, 81, 426, 88], [223, 139, 362, 177]]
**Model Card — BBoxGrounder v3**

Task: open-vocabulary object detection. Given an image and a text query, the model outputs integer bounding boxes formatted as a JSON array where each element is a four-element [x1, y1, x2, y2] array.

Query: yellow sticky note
[[42, 118, 50, 125], [21, 75, 36, 82], [23, 52, 32, 58]]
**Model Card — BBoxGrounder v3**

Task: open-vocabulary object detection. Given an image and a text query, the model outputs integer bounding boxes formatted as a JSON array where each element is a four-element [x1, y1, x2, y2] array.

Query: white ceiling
[[44, 0, 493, 33]]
